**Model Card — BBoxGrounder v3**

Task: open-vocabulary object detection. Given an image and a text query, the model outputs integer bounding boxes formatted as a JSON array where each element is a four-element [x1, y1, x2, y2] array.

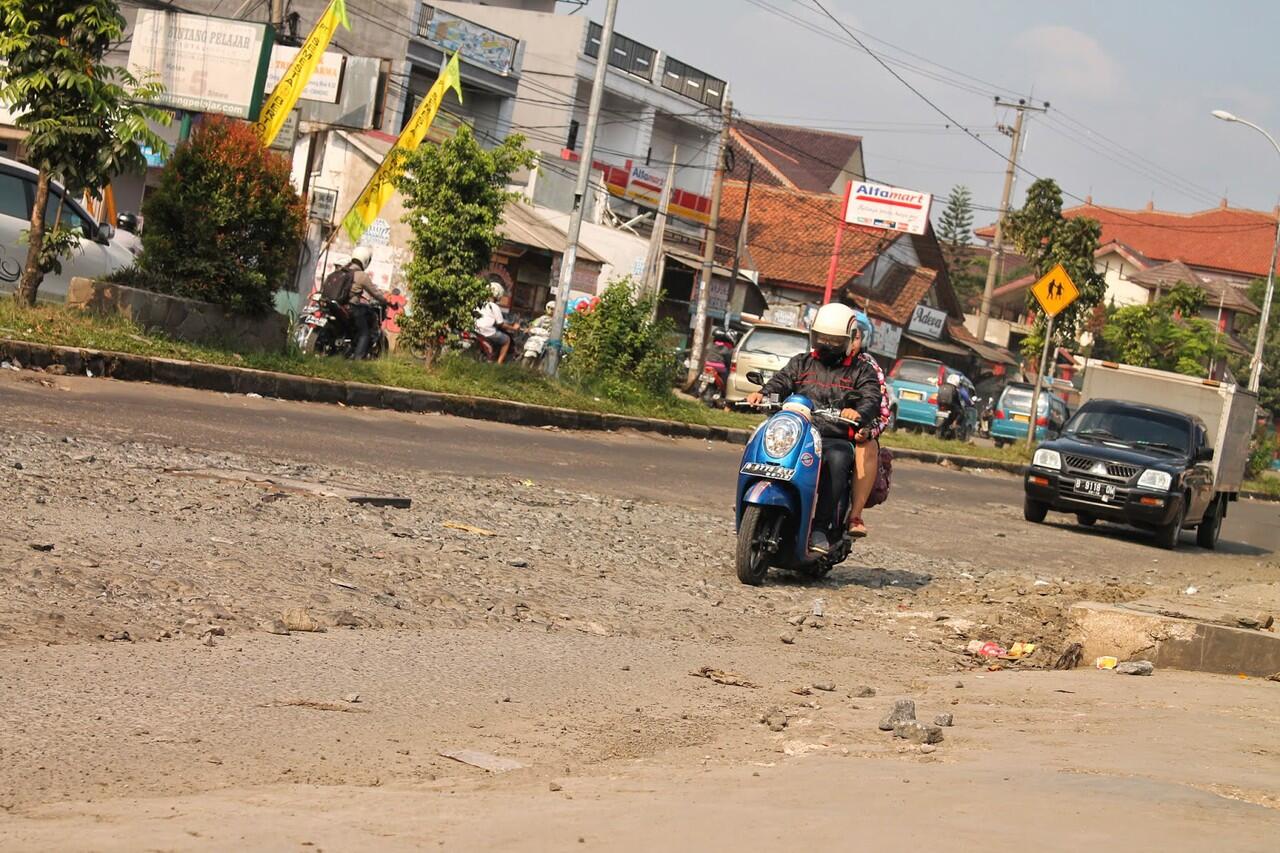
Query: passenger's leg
[[850, 437, 878, 536]]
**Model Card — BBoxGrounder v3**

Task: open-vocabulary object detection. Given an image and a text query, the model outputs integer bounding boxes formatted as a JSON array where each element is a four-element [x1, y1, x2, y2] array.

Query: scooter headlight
[[764, 416, 802, 458]]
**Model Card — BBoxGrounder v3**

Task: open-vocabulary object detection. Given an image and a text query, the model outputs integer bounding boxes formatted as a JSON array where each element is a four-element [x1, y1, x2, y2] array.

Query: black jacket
[[761, 351, 882, 439]]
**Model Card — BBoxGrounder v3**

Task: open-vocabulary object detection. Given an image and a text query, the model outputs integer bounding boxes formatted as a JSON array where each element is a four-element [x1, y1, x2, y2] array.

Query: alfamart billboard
[[844, 181, 933, 236], [128, 10, 274, 120]]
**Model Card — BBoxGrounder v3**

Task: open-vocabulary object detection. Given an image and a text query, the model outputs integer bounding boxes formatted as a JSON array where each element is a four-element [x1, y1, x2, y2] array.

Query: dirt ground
[[1, 375, 1279, 850]]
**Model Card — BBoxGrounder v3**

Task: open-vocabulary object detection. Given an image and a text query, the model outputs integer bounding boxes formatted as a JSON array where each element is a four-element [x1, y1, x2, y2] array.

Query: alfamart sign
[[128, 10, 274, 120], [845, 181, 933, 236]]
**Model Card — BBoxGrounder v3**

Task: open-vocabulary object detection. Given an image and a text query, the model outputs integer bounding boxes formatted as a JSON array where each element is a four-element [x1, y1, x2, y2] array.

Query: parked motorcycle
[[695, 330, 737, 408], [976, 396, 995, 439], [733, 379, 858, 585], [521, 323, 552, 368], [295, 293, 388, 360]]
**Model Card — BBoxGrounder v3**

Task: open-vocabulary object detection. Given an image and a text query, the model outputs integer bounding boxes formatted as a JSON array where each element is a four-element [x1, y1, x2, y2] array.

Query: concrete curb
[[7, 337, 1271, 497], [0, 338, 755, 445]]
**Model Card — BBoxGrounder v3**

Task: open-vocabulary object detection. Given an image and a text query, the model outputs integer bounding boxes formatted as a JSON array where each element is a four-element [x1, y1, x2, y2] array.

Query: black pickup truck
[[1023, 398, 1222, 550]]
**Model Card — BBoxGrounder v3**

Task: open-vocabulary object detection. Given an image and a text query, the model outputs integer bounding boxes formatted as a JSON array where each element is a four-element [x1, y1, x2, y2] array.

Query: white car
[[0, 156, 134, 300]]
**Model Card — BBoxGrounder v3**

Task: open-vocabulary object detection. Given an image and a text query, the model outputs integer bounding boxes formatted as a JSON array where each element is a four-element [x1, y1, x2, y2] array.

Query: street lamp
[[1212, 109, 1279, 393]]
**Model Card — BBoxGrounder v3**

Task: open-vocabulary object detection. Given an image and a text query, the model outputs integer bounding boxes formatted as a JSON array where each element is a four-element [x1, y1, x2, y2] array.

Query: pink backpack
[[865, 448, 894, 509]]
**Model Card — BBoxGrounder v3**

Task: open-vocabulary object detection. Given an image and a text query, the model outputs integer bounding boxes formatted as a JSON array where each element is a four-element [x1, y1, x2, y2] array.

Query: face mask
[[815, 344, 846, 365]]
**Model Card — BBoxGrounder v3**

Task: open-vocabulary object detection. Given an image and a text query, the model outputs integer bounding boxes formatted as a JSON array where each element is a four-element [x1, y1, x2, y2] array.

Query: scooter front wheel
[[736, 505, 775, 586]]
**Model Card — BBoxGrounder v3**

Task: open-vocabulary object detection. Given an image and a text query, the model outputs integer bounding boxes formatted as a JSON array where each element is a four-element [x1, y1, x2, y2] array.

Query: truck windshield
[[1065, 408, 1191, 454], [741, 329, 808, 358]]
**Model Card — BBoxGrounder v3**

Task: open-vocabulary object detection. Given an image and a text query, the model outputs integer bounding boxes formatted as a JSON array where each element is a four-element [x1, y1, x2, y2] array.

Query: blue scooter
[[734, 375, 857, 585]]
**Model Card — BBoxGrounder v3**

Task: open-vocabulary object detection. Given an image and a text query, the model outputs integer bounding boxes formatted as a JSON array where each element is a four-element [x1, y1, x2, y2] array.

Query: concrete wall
[[66, 278, 288, 351]]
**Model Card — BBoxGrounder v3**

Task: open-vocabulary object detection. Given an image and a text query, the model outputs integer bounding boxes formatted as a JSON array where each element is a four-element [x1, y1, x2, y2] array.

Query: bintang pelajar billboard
[[127, 10, 274, 120]]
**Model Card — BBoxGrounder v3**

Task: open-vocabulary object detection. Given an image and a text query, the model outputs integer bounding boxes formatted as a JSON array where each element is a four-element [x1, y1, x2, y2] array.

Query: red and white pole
[[822, 181, 854, 305]]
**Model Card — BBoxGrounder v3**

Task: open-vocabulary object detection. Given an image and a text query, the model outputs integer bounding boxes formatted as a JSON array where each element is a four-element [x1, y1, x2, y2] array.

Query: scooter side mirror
[[745, 370, 765, 386]]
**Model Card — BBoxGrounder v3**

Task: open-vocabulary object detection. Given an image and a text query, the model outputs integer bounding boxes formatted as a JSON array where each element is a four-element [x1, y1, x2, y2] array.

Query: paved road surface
[[2, 371, 1275, 558]]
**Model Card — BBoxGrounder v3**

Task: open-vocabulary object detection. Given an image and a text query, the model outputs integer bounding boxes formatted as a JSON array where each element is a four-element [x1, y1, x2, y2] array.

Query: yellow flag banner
[[255, 0, 350, 147], [342, 52, 463, 245]]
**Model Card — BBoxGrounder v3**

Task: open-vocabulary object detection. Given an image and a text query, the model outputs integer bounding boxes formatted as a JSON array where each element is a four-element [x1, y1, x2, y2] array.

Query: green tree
[[0, 0, 169, 305], [134, 116, 305, 315], [1233, 278, 1280, 418], [563, 278, 677, 399], [395, 126, 533, 358], [937, 185, 982, 300], [1003, 179, 1106, 360], [1101, 283, 1230, 376]]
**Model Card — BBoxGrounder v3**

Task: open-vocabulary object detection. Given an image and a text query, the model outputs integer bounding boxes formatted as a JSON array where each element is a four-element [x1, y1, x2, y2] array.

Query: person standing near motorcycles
[[345, 247, 389, 360], [745, 303, 881, 554]]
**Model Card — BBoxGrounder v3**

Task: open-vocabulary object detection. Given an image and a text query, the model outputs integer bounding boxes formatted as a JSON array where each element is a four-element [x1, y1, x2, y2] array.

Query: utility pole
[[545, 0, 618, 377], [270, 0, 285, 32], [685, 95, 732, 388], [722, 160, 754, 333], [640, 145, 678, 305], [975, 97, 1047, 344]]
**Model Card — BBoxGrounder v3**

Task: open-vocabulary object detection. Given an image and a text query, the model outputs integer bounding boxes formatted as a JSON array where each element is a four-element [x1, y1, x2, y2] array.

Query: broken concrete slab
[[1071, 601, 1280, 678]]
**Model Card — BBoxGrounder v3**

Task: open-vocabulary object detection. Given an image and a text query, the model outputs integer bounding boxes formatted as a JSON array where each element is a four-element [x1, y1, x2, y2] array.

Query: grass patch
[[0, 301, 756, 428], [880, 430, 1031, 465], [1244, 474, 1280, 497]]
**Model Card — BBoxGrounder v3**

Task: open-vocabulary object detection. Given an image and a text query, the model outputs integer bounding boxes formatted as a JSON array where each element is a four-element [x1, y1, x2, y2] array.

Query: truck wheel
[[1154, 502, 1186, 550], [1195, 496, 1223, 550], [735, 505, 774, 586], [1023, 496, 1049, 523], [1076, 513, 1097, 527]]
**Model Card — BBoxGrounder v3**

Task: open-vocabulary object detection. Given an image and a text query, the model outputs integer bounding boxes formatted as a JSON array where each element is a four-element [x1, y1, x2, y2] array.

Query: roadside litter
[[439, 749, 525, 773]]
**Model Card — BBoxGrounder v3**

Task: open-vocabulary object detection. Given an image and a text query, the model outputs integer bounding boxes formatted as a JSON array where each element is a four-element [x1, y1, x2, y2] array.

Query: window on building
[[661, 57, 725, 108], [585, 21, 655, 81], [565, 119, 580, 152]]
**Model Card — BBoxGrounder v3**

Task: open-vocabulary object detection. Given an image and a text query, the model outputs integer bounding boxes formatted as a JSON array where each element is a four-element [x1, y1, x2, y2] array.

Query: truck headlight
[[1032, 448, 1061, 470], [764, 417, 802, 458], [1138, 469, 1172, 491]]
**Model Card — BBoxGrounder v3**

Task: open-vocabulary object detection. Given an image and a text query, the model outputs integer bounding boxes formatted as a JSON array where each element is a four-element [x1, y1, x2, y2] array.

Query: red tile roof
[[1127, 261, 1260, 315], [976, 203, 1279, 278], [718, 181, 947, 327], [727, 121, 864, 194]]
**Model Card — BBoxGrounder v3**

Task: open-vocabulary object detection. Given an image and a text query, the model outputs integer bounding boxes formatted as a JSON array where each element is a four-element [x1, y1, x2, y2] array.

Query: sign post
[[1026, 263, 1080, 448], [821, 181, 854, 305]]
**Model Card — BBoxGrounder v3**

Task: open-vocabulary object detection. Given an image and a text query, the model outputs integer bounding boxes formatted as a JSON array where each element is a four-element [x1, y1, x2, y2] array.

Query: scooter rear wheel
[[736, 505, 773, 586]]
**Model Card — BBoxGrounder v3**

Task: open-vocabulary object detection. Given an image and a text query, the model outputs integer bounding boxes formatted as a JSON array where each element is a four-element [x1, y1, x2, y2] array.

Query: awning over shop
[[902, 333, 969, 358], [963, 339, 1020, 366], [663, 248, 756, 282], [500, 201, 605, 264]]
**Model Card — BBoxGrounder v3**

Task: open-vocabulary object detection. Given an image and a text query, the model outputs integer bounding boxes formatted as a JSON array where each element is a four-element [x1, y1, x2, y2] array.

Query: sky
[[572, 0, 1280, 221]]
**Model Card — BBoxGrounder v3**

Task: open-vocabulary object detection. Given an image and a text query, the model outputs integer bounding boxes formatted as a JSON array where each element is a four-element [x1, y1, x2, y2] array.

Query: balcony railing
[[585, 20, 655, 81], [417, 3, 519, 75]]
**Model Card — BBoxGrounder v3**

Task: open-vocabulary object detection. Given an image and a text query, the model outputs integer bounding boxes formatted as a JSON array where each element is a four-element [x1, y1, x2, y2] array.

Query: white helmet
[[809, 302, 856, 360], [351, 246, 373, 270], [946, 373, 961, 387], [490, 281, 505, 300], [545, 300, 556, 313]]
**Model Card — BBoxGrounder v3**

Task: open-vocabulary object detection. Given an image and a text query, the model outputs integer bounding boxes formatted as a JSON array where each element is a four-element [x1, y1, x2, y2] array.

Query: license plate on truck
[[1073, 478, 1116, 502]]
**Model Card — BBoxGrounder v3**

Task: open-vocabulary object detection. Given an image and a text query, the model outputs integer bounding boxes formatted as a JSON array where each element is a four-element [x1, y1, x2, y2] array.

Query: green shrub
[[1246, 429, 1278, 479], [137, 116, 305, 315], [563, 278, 678, 398]]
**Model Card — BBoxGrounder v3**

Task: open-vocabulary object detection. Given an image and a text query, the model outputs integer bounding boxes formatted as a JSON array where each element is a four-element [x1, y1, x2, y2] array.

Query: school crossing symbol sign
[[1030, 263, 1080, 318]]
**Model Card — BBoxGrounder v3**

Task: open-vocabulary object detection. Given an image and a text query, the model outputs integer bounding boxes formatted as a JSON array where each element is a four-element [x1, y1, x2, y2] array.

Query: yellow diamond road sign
[[1030, 263, 1080, 318]]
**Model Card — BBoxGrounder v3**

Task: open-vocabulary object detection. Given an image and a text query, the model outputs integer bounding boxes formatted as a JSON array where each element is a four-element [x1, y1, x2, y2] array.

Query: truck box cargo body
[[1078, 360, 1256, 494]]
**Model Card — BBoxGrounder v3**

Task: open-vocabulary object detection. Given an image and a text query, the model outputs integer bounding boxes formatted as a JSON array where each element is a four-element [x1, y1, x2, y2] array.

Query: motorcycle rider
[[846, 310, 891, 538], [937, 373, 964, 437], [114, 212, 143, 257], [475, 282, 520, 364], [346, 246, 389, 360], [523, 299, 556, 365], [746, 303, 882, 553]]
